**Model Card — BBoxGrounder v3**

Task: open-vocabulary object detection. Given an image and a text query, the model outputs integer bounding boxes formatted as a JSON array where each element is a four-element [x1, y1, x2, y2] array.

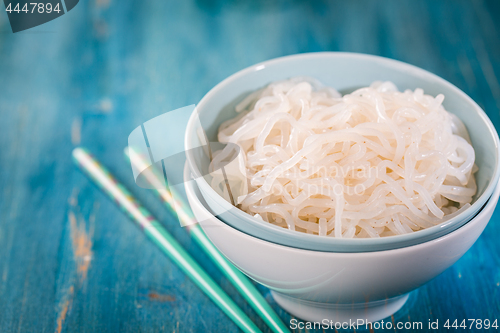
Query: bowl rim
[[186, 161, 500, 255], [185, 51, 500, 247]]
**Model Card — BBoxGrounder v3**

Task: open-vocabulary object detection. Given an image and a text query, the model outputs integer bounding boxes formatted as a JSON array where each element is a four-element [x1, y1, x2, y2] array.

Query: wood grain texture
[[0, 0, 499, 332]]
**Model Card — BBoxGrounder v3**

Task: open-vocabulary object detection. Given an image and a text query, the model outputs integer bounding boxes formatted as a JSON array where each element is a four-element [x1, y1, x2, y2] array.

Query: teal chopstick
[[72, 147, 262, 333], [125, 148, 290, 333]]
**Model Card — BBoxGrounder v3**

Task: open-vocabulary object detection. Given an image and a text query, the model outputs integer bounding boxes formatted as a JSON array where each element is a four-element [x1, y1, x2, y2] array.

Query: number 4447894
[[5, 3, 61, 14], [444, 319, 498, 330]]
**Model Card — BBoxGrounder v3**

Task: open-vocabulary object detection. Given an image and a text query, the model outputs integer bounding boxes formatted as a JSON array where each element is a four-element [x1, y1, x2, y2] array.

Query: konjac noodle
[[209, 78, 477, 238]]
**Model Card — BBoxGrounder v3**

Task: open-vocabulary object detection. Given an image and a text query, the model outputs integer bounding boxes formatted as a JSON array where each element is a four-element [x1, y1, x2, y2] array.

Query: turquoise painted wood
[[0, 0, 499, 332]]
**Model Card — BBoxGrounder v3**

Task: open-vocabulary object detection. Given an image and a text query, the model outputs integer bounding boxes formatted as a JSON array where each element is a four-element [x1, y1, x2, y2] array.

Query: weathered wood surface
[[0, 0, 499, 332]]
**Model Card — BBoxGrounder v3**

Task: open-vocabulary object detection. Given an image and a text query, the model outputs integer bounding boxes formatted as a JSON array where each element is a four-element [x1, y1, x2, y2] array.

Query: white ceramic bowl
[[185, 52, 500, 253], [185, 164, 500, 323]]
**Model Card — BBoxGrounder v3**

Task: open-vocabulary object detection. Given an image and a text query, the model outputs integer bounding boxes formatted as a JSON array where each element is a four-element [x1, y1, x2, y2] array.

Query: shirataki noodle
[[208, 78, 477, 238]]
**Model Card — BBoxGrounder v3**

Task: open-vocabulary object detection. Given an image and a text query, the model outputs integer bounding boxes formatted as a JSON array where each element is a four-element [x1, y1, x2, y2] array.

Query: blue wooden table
[[0, 0, 499, 332]]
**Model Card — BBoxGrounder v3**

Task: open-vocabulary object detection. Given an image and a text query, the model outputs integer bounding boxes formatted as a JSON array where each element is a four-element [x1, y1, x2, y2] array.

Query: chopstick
[[72, 148, 262, 333], [125, 148, 290, 333]]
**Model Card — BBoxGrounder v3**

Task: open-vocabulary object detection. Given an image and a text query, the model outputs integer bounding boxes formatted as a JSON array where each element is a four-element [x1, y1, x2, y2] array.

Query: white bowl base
[[272, 291, 409, 324]]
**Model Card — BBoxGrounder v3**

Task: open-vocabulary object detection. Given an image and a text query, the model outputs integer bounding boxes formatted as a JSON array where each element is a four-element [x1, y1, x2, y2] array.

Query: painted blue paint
[[0, 0, 499, 332]]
